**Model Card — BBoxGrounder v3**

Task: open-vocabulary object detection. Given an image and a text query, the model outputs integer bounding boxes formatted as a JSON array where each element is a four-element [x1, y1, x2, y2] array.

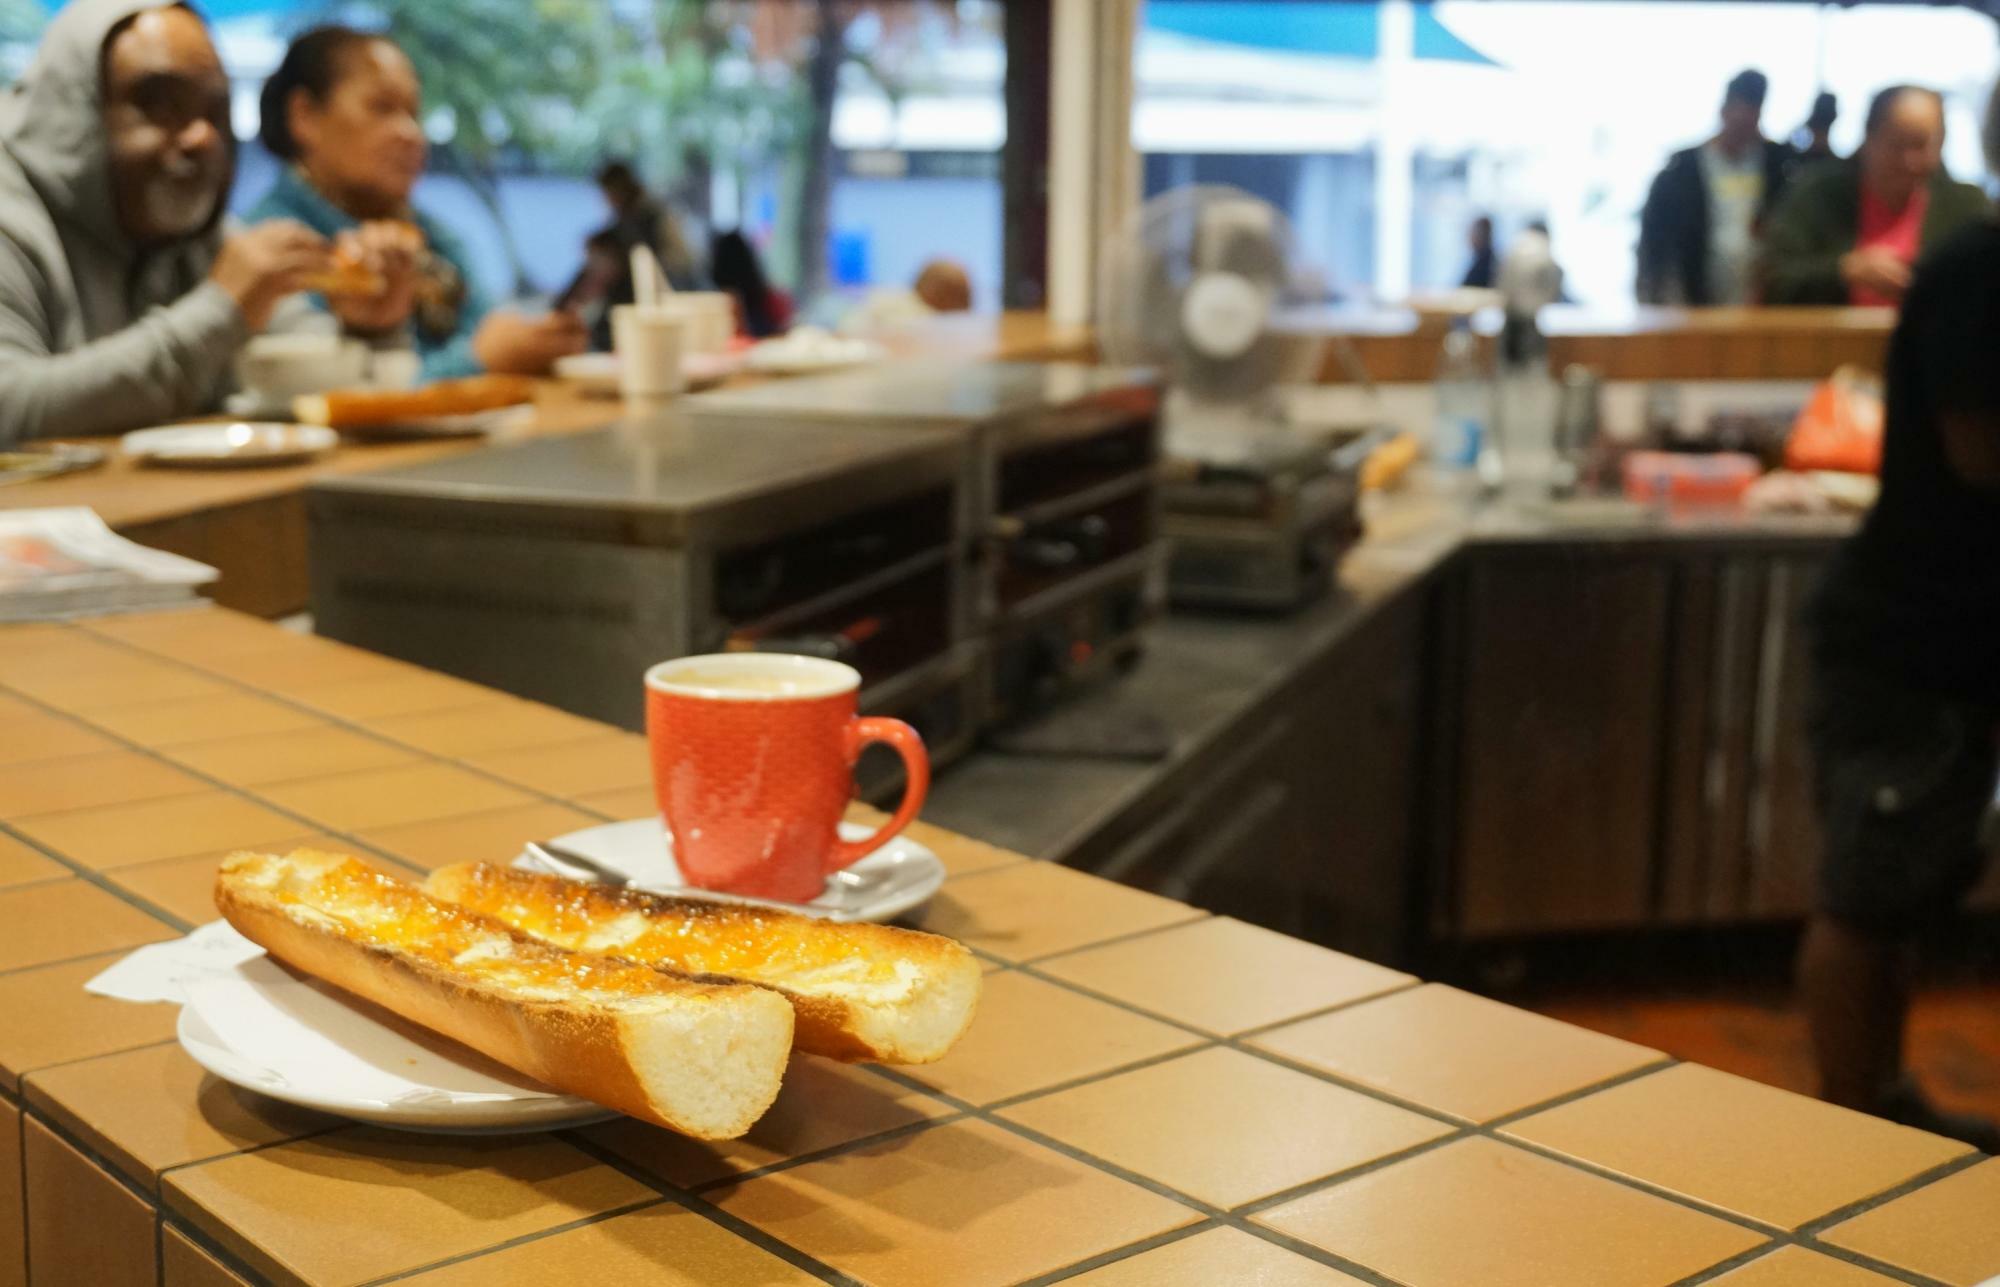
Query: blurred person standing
[[596, 161, 703, 292], [709, 230, 790, 339], [0, 0, 349, 442], [1638, 70, 1797, 306], [1762, 85, 1989, 307], [1796, 83, 2000, 1153], [1797, 92, 1841, 165], [1461, 215, 1497, 290], [249, 26, 586, 377]]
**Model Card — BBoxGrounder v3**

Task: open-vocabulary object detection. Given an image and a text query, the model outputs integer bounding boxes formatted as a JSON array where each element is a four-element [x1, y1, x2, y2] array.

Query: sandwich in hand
[[216, 850, 795, 1139], [426, 862, 982, 1065]]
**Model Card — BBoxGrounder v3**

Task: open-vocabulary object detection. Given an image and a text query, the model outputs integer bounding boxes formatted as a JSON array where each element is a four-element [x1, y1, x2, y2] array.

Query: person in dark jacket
[[1637, 70, 1797, 306], [709, 230, 788, 339], [1461, 215, 1496, 289], [1761, 85, 1990, 307], [0, 0, 341, 442], [1795, 82, 2000, 1154], [1797, 92, 1840, 164]]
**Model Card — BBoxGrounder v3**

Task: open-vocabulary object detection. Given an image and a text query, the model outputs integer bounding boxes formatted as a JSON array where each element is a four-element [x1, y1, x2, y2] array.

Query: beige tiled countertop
[[1, 608, 1994, 1287]]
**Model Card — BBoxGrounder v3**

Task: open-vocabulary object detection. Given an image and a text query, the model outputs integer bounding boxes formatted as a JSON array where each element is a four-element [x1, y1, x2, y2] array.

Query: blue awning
[[1145, 1, 1500, 67], [34, 0, 295, 18]]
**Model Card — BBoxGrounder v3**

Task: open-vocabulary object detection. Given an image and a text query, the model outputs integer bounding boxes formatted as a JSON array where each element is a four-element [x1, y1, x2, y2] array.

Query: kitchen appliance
[[307, 413, 985, 770], [686, 362, 1164, 723], [1097, 184, 1362, 611]]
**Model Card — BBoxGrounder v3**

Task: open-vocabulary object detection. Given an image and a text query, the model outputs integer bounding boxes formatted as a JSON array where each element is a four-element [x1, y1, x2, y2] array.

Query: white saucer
[[122, 423, 336, 468], [177, 952, 613, 1134], [518, 816, 945, 923], [556, 352, 741, 396]]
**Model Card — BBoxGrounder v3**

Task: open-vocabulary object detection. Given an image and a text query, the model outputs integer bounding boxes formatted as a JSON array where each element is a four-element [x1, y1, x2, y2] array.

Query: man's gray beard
[[144, 160, 220, 240]]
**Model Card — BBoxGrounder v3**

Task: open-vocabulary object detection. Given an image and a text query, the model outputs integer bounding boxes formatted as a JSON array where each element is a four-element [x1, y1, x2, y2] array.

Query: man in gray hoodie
[[0, 0, 331, 443]]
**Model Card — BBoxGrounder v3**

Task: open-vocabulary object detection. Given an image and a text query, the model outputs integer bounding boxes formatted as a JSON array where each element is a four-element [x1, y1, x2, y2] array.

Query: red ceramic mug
[[644, 654, 929, 902]]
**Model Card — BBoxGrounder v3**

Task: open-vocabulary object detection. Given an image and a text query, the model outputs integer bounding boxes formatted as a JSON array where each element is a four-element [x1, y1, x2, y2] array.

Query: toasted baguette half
[[292, 374, 536, 430], [425, 863, 981, 1064], [216, 850, 794, 1139]]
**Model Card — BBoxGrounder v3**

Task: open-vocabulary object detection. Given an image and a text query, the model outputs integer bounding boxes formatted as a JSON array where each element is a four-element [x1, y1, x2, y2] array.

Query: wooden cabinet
[[1443, 544, 1840, 942], [1446, 552, 1671, 937], [1078, 587, 1428, 965]]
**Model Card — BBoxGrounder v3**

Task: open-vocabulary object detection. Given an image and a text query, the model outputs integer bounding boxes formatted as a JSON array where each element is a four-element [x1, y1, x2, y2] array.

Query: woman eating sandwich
[[248, 26, 585, 378]]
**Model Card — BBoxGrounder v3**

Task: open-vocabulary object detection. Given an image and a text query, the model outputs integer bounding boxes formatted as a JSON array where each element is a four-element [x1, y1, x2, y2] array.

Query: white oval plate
[[553, 352, 621, 395], [518, 817, 944, 923], [743, 336, 884, 376], [178, 955, 614, 1134], [557, 351, 741, 395], [123, 422, 337, 468]]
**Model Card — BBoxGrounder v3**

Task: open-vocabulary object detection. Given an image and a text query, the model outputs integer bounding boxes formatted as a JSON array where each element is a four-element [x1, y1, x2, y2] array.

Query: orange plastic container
[[1621, 451, 1762, 506]]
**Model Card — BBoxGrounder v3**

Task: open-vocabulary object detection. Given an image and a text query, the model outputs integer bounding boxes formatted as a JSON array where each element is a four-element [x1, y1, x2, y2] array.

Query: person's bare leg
[[1798, 914, 1912, 1110]]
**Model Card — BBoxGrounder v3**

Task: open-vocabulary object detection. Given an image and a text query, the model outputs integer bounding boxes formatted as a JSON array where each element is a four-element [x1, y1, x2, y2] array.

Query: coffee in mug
[[644, 654, 928, 902]]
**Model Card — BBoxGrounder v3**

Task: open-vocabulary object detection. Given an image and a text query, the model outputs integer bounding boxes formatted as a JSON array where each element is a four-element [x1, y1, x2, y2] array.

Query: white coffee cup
[[236, 333, 368, 403], [612, 305, 687, 398], [652, 293, 734, 355], [368, 349, 422, 391]]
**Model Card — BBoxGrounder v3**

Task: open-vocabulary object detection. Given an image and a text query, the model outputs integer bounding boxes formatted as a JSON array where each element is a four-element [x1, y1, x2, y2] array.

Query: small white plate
[[519, 817, 944, 923], [743, 336, 885, 376], [557, 352, 741, 396], [553, 352, 621, 395], [122, 423, 337, 468], [178, 954, 613, 1134]]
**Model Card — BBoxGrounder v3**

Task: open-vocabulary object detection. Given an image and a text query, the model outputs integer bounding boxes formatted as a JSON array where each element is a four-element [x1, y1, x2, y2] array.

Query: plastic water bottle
[[1432, 321, 1488, 474]]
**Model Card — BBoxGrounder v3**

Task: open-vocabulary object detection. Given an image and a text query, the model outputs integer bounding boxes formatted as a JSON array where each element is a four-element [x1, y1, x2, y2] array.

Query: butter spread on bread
[[216, 850, 793, 1138], [426, 862, 981, 1064]]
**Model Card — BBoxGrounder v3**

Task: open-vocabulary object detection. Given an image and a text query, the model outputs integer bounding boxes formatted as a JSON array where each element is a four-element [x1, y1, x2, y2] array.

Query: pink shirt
[[1851, 185, 1929, 307]]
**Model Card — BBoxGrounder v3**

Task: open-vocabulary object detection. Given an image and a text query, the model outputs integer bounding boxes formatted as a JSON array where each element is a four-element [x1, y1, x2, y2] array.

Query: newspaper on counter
[[0, 506, 216, 621]]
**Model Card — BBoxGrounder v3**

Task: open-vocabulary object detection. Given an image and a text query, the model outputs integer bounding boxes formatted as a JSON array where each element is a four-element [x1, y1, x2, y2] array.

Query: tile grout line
[[155, 1123, 352, 1189], [158, 1211, 282, 1287], [0, 938, 189, 981], [1667, 1232, 1949, 1287], [0, 680, 463, 886], [12, 1089, 25, 1287], [40, 630, 628, 824], [974, 1043, 1225, 1115], [559, 1130, 865, 1287], [356, 1195, 674, 1287], [981, 1111, 1427, 1287], [17, 1095, 169, 1216], [0, 873, 85, 896], [684, 1109, 977, 1194], [1226, 978, 1429, 1040], [1478, 1057, 1681, 1129], [999, 958, 1466, 1124], [855, 1059, 1446, 1285], [1228, 1128, 1480, 1220], [6, 1039, 182, 1099], [1487, 1131, 1794, 1240], [1004, 909, 1215, 965], [20, 1065, 342, 1204], [1661, 1241, 1801, 1287], [1013, 1221, 1223, 1287], [0, 816, 197, 937], [1794, 1149, 1988, 1236]]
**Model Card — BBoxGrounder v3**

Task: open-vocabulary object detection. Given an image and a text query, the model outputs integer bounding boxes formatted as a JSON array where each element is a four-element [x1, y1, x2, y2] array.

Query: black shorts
[[1810, 665, 2000, 938]]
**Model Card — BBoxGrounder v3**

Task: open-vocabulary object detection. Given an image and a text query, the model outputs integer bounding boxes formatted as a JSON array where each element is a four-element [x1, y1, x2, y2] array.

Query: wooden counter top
[[1288, 304, 1895, 384], [0, 610, 1993, 1286]]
